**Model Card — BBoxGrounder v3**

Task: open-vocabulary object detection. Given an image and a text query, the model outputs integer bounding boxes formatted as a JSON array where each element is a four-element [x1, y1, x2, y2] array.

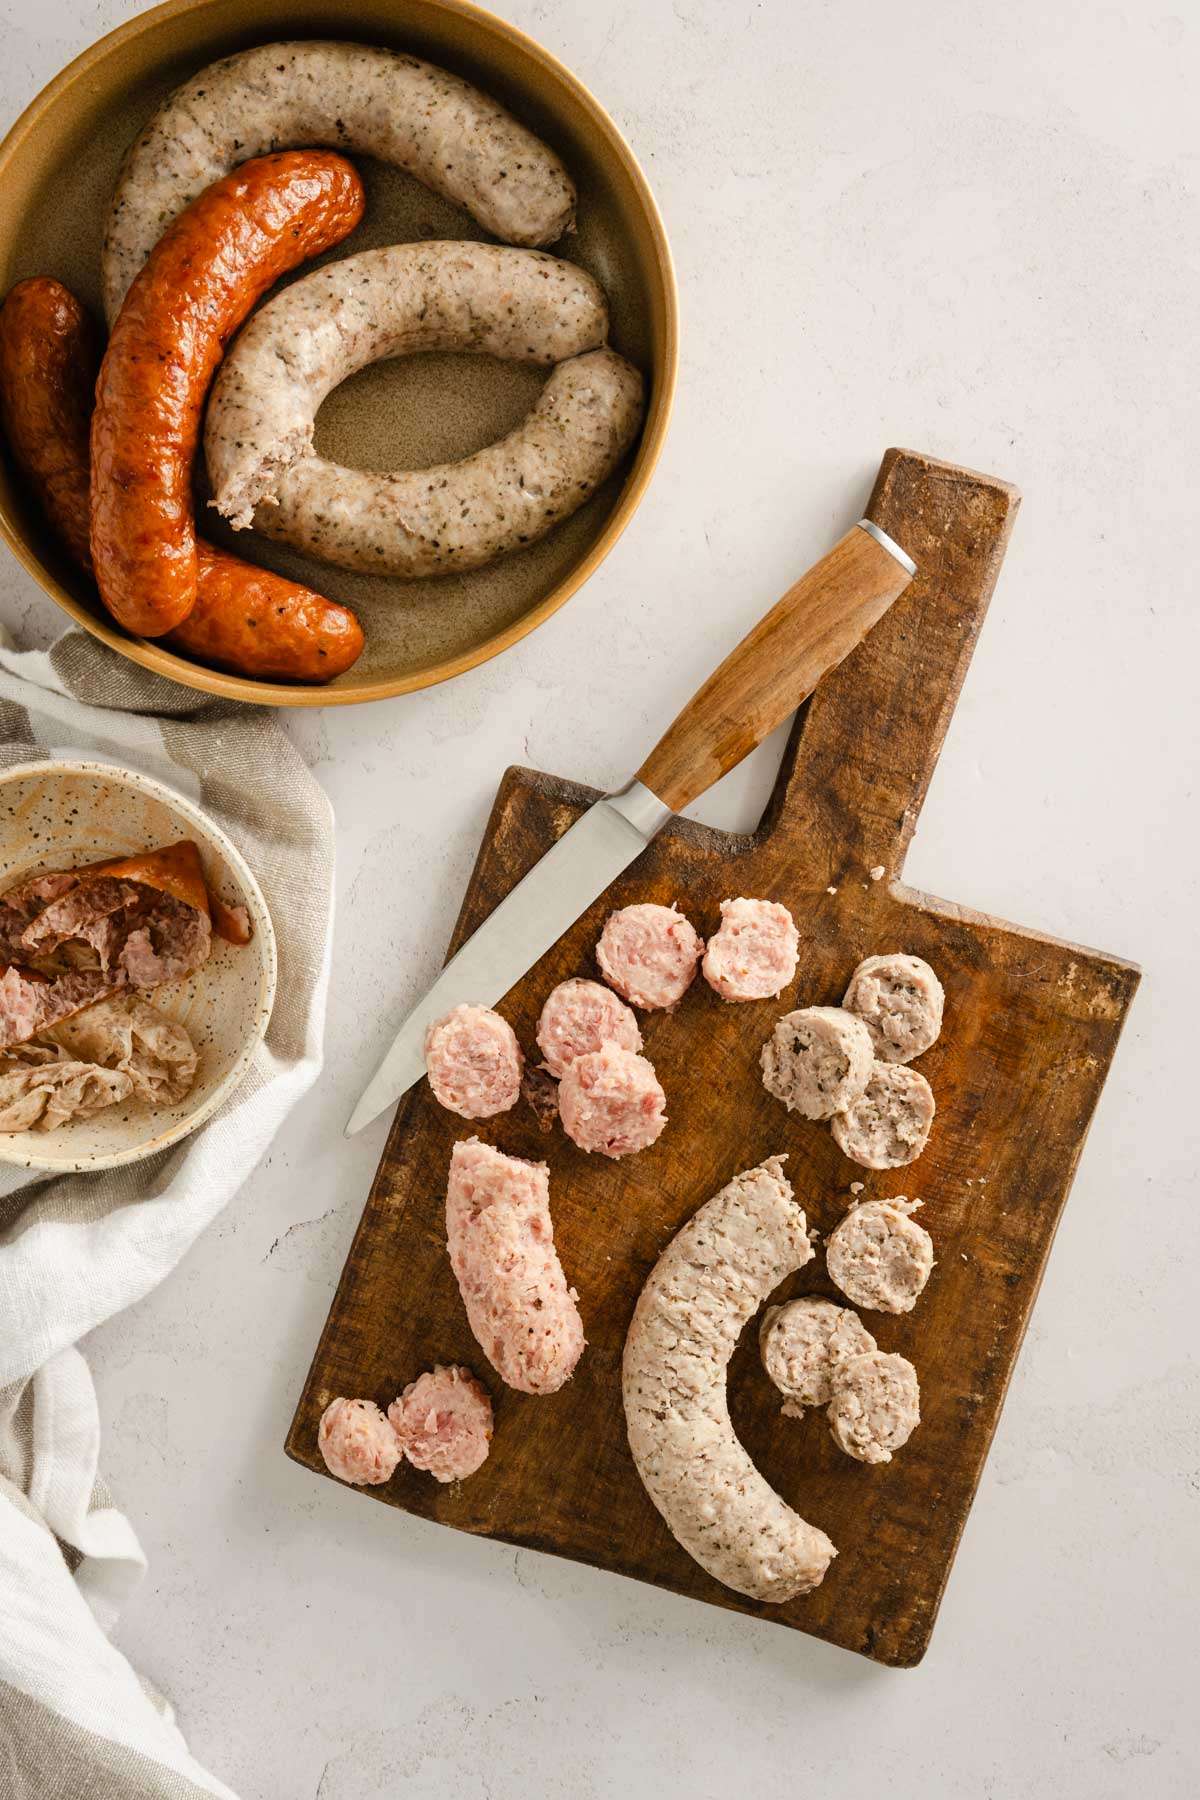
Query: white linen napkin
[[0, 626, 334, 1799]]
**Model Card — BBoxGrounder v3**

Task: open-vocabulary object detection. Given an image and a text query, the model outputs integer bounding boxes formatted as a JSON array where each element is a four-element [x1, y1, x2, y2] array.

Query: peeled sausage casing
[[91, 151, 365, 638]]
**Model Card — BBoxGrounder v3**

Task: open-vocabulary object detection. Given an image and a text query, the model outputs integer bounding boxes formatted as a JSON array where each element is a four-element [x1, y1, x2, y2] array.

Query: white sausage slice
[[843, 952, 945, 1063], [446, 1138, 584, 1394], [205, 243, 611, 530], [317, 1397, 402, 1486], [557, 1042, 666, 1158], [830, 1061, 935, 1168], [388, 1365, 493, 1483], [701, 897, 798, 1001], [825, 1197, 934, 1314], [424, 1004, 523, 1120], [622, 1156, 837, 1602], [760, 1005, 874, 1120], [596, 902, 703, 1010], [536, 977, 642, 1077], [827, 1351, 920, 1464], [101, 41, 577, 320], [759, 1296, 876, 1412]]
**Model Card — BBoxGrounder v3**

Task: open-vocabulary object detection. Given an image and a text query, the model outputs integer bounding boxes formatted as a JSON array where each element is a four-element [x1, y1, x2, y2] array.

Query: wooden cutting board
[[287, 448, 1139, 1666]]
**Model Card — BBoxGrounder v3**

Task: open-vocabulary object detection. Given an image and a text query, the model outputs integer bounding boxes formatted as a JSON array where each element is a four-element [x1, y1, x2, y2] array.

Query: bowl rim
[[0, 0, 679, 708], [0, 755, 279, 1172]]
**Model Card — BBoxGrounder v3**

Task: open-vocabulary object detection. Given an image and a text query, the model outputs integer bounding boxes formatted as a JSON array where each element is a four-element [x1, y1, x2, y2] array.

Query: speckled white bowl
[[0, 758, 276, 1173]]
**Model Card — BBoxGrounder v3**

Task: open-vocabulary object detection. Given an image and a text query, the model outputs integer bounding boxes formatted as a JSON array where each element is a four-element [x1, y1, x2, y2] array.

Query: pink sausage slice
[[424, 1003, 523, 1119], [536, 976, 642, 1077], [389, 1365, 493, 1483], [557, 1042, 667, 1158], [596, 902, 703, 1010], [702, 897, 799, 1002], [317, 1397, 402, 1486], [445, 1138, 585, 1394]]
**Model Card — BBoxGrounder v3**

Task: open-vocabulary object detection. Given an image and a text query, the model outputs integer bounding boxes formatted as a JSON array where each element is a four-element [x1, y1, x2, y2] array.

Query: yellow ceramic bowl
[[0, 0, 676, 706]]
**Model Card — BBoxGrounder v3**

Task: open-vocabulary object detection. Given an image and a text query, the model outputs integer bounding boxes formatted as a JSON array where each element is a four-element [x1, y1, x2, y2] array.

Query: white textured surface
[[2, 1, 1197, 1794]]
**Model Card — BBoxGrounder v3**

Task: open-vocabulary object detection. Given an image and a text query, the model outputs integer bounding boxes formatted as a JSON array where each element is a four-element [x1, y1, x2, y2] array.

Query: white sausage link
[[622, 1156, 838, 1603], [243, 349, 642, 576], [101, 41, 577, 321], [205, 243, 611, 530]]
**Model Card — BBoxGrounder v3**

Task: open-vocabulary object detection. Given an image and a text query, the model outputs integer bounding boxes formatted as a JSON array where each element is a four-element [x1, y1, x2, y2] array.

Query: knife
[[346, 518, 916, 1135]]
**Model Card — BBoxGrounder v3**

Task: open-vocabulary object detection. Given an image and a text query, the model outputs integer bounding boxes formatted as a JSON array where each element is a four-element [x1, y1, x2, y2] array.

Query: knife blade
[[346, 517, 916, 1134], [344, 780, 670, 1136]]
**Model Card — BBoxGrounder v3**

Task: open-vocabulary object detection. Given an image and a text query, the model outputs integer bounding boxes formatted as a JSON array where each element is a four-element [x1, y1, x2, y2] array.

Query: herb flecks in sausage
[[101, 41, 577, 322], [622, 1156, 837, 1602]]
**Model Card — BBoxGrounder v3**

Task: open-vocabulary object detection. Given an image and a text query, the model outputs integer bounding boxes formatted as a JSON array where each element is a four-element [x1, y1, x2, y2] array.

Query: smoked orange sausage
[[0, 275, 364, 684], [177, 545, 364, 683], [0, 277, 98, 567], [90, 150, 365, 638]]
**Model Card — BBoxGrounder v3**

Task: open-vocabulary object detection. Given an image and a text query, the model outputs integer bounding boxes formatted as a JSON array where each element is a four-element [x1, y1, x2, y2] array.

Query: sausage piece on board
[[101, 41, 576, 321], [535, 978, 642, 1078], [220, 344, 644, 578], [445, 1137, 584, 1395], [0, 276, 363, 683], [622, 1156, 836, 1603], [842, 952, 945, 1064], [557, 1042, 666, 1158], [424, 1004, 524, 1120], [91, 151, 365, 638], [701, 897, 799, 1002], [596, 902, 704, 1011]]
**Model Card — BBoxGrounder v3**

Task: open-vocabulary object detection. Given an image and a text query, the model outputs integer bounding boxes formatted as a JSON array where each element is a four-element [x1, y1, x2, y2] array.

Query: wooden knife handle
[[636, 522, 915, 815]]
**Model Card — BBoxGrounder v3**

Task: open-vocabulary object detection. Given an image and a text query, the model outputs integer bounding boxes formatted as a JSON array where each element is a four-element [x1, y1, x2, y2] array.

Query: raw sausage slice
[[843, 952, 944, 1063], [825, 1197, 934, 1314], [231, 347, 644, 577], [445, 1138, 584, 1395], [92, 152, 365, 637], [701, 897, 798, 1001], [827, 1351, 921, 1464], [206, 243, 609, 528], [317, 1397, 402, 1486], [536, 978, 642, 1078], [759, 1296, 876, 1412], [424, 1004, 523, 1120], [596, 902, 703, 1011], [760, 1004, 874, 1120], [101, 41, 577, 320], [0, 967, 118, 1051], [388, 1365, 493, 1483], [830, 1061, 935, 1169], [0, 277, 364, 684], [622, 1156, 836, 1603], [557, 1042, 666, 1158]]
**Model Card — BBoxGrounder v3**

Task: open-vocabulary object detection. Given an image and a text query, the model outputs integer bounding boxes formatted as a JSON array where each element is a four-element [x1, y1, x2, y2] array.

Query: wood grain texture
[[637, 524, 912, 812], [286, 447, 1139, 1665]]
